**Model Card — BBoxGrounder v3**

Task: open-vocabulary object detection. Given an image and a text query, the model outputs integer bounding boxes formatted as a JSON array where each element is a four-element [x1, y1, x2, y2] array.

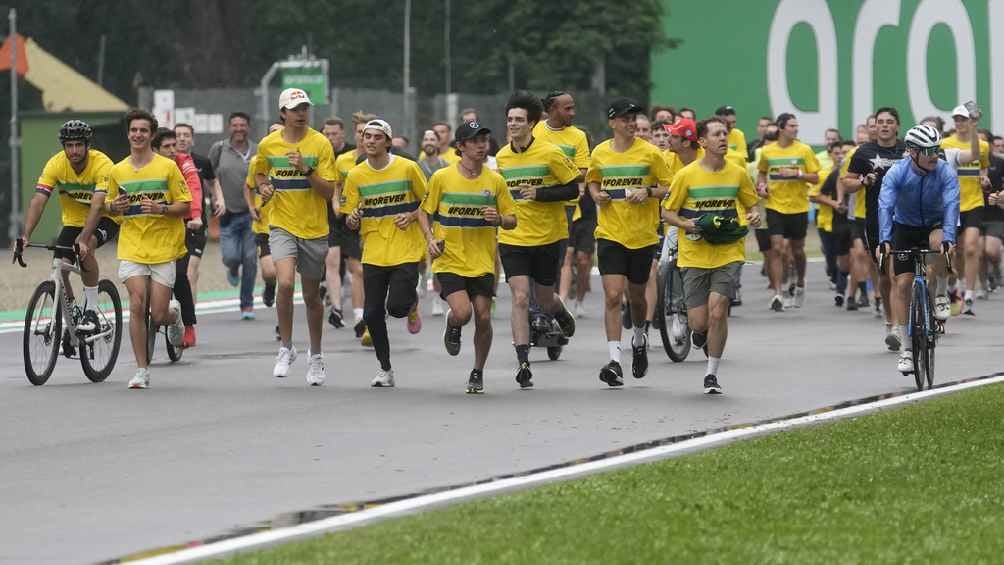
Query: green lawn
[[214, 383, 1004, 565]]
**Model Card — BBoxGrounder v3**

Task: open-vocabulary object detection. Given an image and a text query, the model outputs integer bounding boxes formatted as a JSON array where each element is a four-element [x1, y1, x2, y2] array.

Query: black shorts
[[754, 228, 771, 253], [186, 225, 207, 258], [831, 221, 852, 256], [499, 241, 563, 286], [564, 205, 575, 238], [255, 232, 271, 258], [863, 219, 882, 264], [892, 223, 939, 276], [569, 217, 596, 255], [596, 238, 657, 285], [982, 221, 1004, 240], [849, 218, 867, 242], [55, 218, 119, 260], [436, 272, 495, 301], [960, 208, 984, 230], [327, 217, 362, 259], [766, 209, 808, 240]]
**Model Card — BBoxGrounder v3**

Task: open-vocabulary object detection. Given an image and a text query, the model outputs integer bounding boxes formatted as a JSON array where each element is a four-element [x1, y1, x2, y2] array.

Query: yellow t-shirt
[[837, 146, 866, 220], [495, 140, 580, 247], [35, 149, 116, 228], [422, 164, 516, 277], [334, 150, 365, 184], [251, 128, 337, 239], [423, 149, 460, 165], [102, 154, 191, 265], [757, 140, 820, 214], [941, 135, 989, 212], [532, 122, 590, 210], [586, 138, 673, 249], [339, 155, 427, 267], [809, 165, 833, 232], [726, 128, 748, 168], [664, 159, 759, 269], [664, 148, 705, 181], [245, 156, 271, 234]]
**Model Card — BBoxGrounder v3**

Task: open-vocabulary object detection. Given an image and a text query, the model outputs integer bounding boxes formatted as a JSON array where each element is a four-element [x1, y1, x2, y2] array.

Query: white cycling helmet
[[904, 124, 942, 150]]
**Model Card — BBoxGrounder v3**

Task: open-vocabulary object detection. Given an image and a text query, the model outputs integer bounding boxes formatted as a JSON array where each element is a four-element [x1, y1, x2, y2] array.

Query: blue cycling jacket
[[878, 158, 960, 244]]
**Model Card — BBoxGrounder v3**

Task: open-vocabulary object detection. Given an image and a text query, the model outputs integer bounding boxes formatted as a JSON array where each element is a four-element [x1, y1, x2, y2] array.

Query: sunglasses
[[916, 146, 940, 156]]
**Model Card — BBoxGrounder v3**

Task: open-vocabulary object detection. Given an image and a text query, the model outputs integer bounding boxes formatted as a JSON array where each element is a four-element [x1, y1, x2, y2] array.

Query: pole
[[96, 34, 107, 86], [403, 0, 412, 143], [444, 0, 451, 96], [9, 8, 20, 243], [258, 62, 280, 140]]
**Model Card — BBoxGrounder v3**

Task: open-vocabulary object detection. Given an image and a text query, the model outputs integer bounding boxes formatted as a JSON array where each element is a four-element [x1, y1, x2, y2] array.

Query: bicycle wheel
[[910, 283, 926, 391], [79, 279, 123, 382], [658, 263, 690, 362], [165, 329, 183, 363], [23, 280, 62, 385]]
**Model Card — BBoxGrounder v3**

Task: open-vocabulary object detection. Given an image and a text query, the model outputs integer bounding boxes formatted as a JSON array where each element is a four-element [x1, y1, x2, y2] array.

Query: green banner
[[652, 0, 1004, 144], [281, 66, 329, 105]]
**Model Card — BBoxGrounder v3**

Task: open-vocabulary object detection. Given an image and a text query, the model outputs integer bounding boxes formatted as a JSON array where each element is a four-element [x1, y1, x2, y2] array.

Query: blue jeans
[[219, 212, 258, 309]]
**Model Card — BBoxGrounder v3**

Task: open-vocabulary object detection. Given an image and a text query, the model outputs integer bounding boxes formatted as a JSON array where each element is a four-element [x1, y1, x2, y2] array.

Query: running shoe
[[574, 300, 586, 319], [846, 297, 859, 311], [933, 295, 950, 321], [885, 327, 901, 352], [443, 313, 462, 356], [703, 374, 722, 395], [671, 315, 687, 343], [515, 362, 533, 389], [305, 352, 325, 386], [770, 294, 784, 312], [793, 286, 805, 308], [328, 307, 344, 329], [226, 265, 240, 287], [273, 345, 297, 378], [168, 300, 185, 346], [963, 297, 975, 316], [731, 287, 743, 307], [553, 298, 576, 337], [873, 297, 883, 318], [240, 306, 255, 321], [857, 293, 870, 308], [274, 325, 281, 341], [354, 319, 367, 338], [76, 310, 99, 333], [834, 295, 844, 308], [897, 351, 914, 374], [371, 368, 395, 388], [407, 302, 422, 334], [466, 369, 484, 394], [631, 334, 648, 379], [182, 325, 196, 349], [361, 328, 373, 347], [128, 367, 150, 389], [599, 361, 624, 387], [263, 280, 276, 308], [432, 299, 444, 317]]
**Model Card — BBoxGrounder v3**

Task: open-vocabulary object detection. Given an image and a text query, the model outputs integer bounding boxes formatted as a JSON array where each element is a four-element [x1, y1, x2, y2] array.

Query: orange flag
[[0, 33, 28, 76]]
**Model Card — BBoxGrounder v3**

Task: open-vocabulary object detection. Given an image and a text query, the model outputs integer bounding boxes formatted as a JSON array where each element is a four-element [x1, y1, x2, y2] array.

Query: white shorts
[[118, 260, 176, 288]]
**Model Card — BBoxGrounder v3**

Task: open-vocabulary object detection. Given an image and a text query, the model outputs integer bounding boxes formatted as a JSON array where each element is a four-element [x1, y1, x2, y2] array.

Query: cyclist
[[877, 124, 960, 374], [23, 120, 118, 335]]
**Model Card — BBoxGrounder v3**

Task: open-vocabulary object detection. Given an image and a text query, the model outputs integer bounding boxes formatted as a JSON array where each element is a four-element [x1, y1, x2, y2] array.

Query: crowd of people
[[20, 85, 1004, 393]]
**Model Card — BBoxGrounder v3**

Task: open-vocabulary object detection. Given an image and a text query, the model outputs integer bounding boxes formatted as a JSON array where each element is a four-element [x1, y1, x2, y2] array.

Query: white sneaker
[[432, 299, 444, 317], [128, 368, 150, 389], [574, 300, 586, 319], [793, 287, 805, 308], [371, 368, 395, 387], [885, 326, 902, 352], [897, 351, 914, 374], [305, 352, 325, 386], [273, 345, 297, 378], [933, 295, 950, 321], [671, 314, 687, 342], [167, 300, 184, 346]]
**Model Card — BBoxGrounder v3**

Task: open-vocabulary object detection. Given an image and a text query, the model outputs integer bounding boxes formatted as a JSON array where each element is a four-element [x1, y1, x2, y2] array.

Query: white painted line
[[0, 293, 304, 335], [129, 373, 1004, 564]]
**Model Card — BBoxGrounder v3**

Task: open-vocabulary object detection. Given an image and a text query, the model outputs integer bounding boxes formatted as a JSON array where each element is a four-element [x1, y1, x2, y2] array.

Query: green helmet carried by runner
[[694, 214, 748, 244]]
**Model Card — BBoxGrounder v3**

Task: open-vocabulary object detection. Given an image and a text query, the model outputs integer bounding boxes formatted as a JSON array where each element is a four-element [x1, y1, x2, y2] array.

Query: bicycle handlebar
[[12, 241, 81, 269], [879, 247, 954, 276]]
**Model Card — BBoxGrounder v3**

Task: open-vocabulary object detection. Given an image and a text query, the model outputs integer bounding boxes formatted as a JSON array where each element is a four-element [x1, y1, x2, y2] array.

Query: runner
[[714, 105, 748, 166], [496, 91, 580, 388], [320, 118, 356, 330], [23, 120, 118, 335], [81, 109, 190, 389], [877, 124, 959, 373], [333, 114, 374, 342], [151, 128, 202, 349], [983, 134, 1004, 293], [844, 107, 907, 348], [756, 112, 820, 311], [419, 121, 517, 393], [586, 98, 673, 386], [417, 128, 451, 316], [809, 141, 850, 301], [941, 104, 990, 315], [534, 91, 593, 317], [635, 114, 653, 144], [252, 88, 337, 385], [662, 117, 760, 393], [243, 122, 284, 341], [430, 122, 461, 165], [340, 119, 427, 387]]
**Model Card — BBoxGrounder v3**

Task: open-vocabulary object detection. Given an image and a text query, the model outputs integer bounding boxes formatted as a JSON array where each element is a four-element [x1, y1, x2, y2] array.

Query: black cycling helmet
[[58, 120, 94, 144]]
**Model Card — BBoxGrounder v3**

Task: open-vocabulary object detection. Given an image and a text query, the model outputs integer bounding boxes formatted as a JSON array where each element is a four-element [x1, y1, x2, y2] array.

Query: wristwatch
[[160, 203, 169, 215], [302, 166, 315, 177], [645, 186, 654, 197]]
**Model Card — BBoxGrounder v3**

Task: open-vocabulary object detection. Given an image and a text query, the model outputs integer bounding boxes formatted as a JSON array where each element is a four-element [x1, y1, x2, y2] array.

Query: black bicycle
[[144, 277, 184, 364], [653, 230, 691, 362]]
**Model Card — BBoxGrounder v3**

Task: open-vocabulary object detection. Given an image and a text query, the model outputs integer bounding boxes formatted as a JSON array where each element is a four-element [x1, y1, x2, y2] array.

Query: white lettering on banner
[[767, 0, 838, 145], [852, 0, 901, 126], [991, 0, 1004, 135], [906, 0, 976, 122]]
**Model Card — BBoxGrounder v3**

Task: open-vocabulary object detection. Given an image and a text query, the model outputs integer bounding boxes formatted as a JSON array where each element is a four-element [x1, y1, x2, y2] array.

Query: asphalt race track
[[2, 262, 1001, 563]]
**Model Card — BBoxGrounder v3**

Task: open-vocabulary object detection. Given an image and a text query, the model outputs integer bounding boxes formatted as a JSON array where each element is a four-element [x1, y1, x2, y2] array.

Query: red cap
[[665, 118, 698, 143]]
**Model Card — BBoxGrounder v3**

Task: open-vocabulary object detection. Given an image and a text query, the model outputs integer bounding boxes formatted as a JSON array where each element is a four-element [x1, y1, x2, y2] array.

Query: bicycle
[[14, 240, 123, 385], [144, 277, 184, 365], [883, 247, 951, 390], [653, 227, 692, 362]]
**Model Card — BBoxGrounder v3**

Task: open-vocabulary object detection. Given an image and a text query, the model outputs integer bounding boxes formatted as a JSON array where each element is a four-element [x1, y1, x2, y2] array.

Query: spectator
[[322, 117, 354, 157], [816, 127, 842, 169], [650, 105, 676, 123], [418, 129, 449, 178], [636, 114, 653, 143], [677, 107, 696, 121], [392, 135, 409, 151], [747, 115, 774, 162]]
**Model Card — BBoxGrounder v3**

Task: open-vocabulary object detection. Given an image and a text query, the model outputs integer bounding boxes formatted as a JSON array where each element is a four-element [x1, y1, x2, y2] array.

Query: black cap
[[715, 105, 736, 116], [607, 98, 643, 119], [455, 120, 492, 144]]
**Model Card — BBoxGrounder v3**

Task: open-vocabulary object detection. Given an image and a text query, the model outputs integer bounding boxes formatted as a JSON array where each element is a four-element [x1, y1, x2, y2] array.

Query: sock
[[964, 289, 974, 301], [632, 325, 646, 345], [515, 344, 530, 365], [707, 356, 721, 376], [935, 276, 948, 296], [608, 341, 622, 363], [354, 308, 364, 322], [83, 286, 99, 312], [471, 368, 482, 376]]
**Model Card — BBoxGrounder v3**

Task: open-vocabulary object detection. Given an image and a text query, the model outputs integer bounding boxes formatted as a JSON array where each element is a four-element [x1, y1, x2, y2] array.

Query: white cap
[[363, 119, 393, 139], [951, 104, 970, 118], [278, 88, 312, 110]]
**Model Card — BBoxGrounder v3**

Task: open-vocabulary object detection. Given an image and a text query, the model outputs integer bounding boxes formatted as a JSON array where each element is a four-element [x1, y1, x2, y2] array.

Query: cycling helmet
[[58, 120, 94, 144], [904, 124, 942, 150]]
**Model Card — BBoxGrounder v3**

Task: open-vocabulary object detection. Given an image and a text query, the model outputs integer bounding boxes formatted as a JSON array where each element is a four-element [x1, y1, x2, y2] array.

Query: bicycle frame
[[28, 245, 115, 347]]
